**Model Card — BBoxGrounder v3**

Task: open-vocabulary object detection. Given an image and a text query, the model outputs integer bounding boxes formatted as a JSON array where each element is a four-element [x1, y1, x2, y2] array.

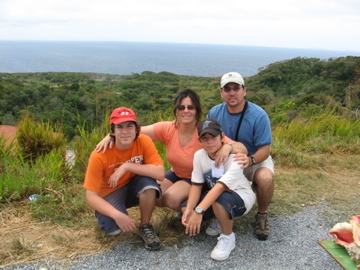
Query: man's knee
[[253, 169, 273, 187]]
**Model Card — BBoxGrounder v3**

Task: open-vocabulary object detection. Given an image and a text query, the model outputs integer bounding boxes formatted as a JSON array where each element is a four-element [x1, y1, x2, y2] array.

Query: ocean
[[1, 41, 360, 77]]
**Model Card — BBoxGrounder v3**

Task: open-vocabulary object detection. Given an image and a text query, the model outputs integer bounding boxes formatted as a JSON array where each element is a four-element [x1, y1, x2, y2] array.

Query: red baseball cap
[[110, 107, 137, 125]]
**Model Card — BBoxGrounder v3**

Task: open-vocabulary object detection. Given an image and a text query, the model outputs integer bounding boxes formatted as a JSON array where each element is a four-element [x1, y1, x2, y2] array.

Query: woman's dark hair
[[110, 121, 141, 141], [173, 88, 203, 123]]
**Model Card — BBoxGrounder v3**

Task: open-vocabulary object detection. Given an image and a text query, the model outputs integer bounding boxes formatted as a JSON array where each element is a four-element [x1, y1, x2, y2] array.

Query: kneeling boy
[[84, 107, 165, 250]]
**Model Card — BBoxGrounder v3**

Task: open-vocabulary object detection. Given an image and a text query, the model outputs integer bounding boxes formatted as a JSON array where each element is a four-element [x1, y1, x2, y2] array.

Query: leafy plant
[[16, 114, 67, 162]]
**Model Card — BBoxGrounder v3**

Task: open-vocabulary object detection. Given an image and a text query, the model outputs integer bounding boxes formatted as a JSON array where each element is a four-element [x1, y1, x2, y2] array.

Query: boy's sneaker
[[206, 219, 222, 236], [139, 224, 161, 251], [108, 229, 121, 236], [254, 212, 269, 240], [210, 233, 236, 261]]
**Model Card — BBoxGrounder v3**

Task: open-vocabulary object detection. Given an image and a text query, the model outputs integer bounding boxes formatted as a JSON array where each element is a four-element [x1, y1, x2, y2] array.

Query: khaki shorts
[[243, 155, 274, 182]]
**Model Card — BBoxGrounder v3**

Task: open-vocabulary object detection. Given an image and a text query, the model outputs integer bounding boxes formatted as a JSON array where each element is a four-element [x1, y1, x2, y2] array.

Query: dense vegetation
[[1, 56, 359, 139], [1, 55, 359, 202]]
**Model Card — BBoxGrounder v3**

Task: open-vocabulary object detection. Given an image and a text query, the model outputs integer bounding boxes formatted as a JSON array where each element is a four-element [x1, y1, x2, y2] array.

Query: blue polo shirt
[[207, 101, 272, 155]]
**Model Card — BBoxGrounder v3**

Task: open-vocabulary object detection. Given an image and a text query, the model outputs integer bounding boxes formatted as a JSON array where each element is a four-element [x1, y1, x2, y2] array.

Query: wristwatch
[[250, 155, 257, 165], [194, 206, 205, 215]]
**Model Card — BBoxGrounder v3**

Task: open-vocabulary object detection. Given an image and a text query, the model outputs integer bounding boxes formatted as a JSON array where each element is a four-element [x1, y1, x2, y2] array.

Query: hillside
[[1, 56, 359, 139]]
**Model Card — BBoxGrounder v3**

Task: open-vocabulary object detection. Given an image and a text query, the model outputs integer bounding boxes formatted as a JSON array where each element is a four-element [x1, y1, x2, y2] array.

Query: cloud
[[0, 0, 359, 51]]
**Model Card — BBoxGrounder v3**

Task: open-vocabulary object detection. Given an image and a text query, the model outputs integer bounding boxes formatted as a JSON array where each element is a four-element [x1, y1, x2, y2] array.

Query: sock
[[222, 232, 235, 239]]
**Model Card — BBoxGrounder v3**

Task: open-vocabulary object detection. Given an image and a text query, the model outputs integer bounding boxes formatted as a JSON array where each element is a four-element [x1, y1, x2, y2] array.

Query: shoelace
[[209, 220, 221, 230], [216, 235, 232, 251], [256, 215, 269, 230], [141, 225, 156, 239]]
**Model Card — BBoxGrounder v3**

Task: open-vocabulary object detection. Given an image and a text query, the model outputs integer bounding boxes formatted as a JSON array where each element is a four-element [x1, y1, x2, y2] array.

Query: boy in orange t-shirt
[[84, 107, 165, 250]]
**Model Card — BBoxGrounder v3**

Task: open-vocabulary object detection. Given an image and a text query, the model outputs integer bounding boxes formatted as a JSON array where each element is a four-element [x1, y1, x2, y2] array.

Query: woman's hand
[[214, 143, 232, 167], [96, 134, 114, 153]]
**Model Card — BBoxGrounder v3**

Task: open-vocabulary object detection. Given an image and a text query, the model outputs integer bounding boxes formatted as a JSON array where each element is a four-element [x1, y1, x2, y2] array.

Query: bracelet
[[226, 143, 233, 153]]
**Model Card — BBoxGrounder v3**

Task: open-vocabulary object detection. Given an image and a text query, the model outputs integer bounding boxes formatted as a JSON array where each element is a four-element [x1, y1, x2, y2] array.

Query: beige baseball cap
[[220, 72, 245, 88]]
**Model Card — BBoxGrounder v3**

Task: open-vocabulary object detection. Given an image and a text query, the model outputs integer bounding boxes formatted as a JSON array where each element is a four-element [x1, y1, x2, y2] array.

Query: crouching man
[[84, 107, 165, 250]]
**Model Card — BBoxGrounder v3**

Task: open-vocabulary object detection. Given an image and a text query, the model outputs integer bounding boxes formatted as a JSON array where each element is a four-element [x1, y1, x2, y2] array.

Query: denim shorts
[[95, 175, 161, 234], [182, 189, 246, 221], [165, 170, 191, 185]]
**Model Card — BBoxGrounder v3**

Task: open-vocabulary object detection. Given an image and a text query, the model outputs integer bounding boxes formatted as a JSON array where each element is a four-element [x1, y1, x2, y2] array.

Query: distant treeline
[[1, 56, 359, 139]]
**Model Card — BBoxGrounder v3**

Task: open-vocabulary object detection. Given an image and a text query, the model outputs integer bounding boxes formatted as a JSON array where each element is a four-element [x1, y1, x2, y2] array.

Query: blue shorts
[[165, 170, 191, 185], [95, 175, 161, 234], [182, 188, 246, 221]]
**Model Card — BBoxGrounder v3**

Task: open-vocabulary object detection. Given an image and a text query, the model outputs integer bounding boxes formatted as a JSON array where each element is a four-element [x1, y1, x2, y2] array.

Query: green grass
[[1, 110, 359, 220], [272, 112, 360, 168], [0, 110, 359, 266]]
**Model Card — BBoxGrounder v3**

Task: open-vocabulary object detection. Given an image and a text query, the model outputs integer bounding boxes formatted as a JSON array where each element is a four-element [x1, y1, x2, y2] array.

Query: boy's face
[[114, 121, 136, 147], [199, 133, 223, 156]]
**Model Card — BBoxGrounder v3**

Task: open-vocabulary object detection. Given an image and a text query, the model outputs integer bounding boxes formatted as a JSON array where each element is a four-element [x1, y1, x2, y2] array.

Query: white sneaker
[[210, 233, 236, 261], [108, 229, 121, 236], [206, 219, 222, 236]]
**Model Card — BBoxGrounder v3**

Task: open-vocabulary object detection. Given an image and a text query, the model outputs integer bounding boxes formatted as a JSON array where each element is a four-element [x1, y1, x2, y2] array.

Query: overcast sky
[[1, 0, 359, 52]]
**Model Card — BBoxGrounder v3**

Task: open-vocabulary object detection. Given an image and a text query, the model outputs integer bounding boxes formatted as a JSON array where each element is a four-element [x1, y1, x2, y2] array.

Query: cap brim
[[111, 118, 137, 125], [199, 129, 221, 137], [221, 79, 243, 88]]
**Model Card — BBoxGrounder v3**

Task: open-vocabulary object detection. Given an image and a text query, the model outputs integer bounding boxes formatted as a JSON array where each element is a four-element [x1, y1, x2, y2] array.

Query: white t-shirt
[[191, 149, 256, 214]]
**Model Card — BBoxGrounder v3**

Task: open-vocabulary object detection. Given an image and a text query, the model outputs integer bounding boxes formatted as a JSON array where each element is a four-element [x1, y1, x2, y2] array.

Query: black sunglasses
[[223, 86, 242, 93], [177, 105, 196, 111]]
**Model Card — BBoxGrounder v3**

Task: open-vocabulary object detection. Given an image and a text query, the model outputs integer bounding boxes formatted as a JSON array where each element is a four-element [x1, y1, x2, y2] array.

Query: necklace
[[178, 123, 196, 145], [180, 133, 193, 139], [179, 132, 194, 147], [179, 134, 193, 145]]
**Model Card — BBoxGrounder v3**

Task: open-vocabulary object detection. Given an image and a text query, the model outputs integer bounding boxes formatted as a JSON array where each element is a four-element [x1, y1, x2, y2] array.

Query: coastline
[[1, 41, 360, 77]]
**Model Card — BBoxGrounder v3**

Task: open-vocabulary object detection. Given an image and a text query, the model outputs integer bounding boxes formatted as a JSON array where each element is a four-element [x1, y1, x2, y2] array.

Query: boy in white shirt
[[182, 119, 255, 261]]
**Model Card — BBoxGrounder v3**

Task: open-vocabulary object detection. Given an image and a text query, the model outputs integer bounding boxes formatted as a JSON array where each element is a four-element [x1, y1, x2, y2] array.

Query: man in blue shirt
[[206, 72, 274, 241]]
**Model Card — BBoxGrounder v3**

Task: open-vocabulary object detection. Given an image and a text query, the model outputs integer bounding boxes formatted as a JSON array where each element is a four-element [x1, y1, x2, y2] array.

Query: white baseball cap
[[220, 72, 245, 88]]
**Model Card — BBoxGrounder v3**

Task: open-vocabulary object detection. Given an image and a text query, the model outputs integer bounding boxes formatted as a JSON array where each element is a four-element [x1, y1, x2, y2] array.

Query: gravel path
[[3, 205, 345, 270]]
